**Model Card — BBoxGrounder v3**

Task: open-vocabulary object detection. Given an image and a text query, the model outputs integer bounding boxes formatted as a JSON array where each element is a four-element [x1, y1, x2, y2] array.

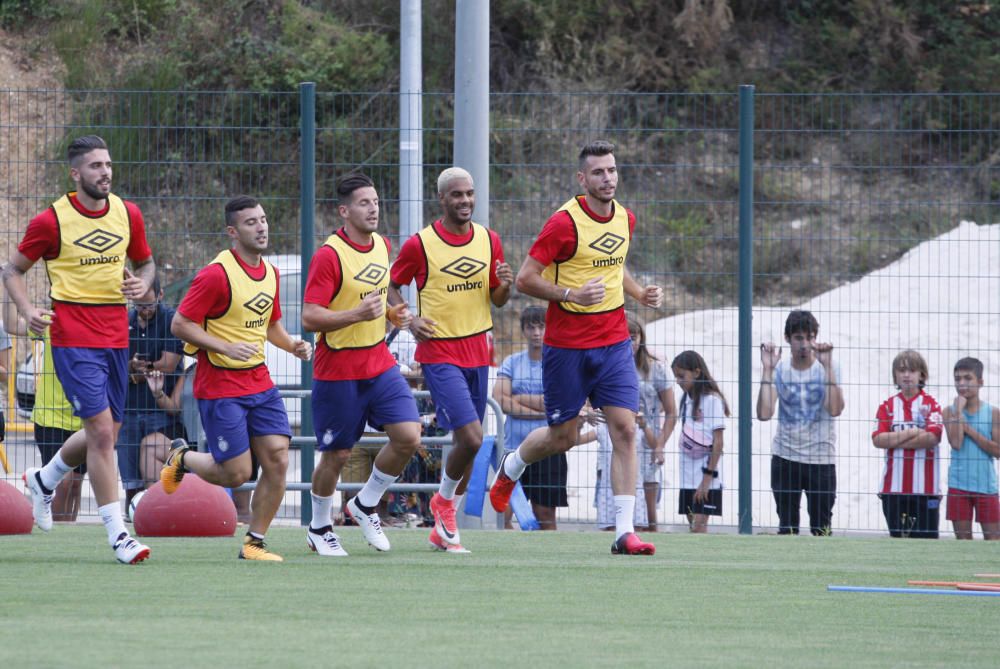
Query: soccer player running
[[490, 140, 663, 555], [4, 135, 156, 564], [389, 167, 512, 553], [162, 196, 312, 561], [301, 173, 421, 556]]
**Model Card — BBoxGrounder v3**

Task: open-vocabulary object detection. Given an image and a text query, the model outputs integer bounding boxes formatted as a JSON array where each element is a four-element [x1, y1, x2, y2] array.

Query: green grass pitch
[[1, 526, 997, 668]]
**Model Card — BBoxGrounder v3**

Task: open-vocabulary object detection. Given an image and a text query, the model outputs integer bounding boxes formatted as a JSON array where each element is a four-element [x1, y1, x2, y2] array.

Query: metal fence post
[[737, 84, 755, 535], [299, 81, 316, 527]]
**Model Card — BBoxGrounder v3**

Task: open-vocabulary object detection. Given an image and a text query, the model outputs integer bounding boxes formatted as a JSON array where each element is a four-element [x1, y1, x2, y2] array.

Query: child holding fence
[[942, 357, 1000, 540], [871, 349, 943, 539], [672, 350, 729, 533]]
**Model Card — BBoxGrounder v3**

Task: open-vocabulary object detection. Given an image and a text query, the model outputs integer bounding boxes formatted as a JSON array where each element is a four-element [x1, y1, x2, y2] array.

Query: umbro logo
[[354, 263, 387, 286], [74, 229, 123, 254], [588, 232, 625, 256], [243, 292, 274, 316], [440, 256, 487, 280]]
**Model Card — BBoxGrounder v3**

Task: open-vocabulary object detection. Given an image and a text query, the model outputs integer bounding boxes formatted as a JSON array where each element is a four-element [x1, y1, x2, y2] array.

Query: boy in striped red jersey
[[871, 349, 943, 538]]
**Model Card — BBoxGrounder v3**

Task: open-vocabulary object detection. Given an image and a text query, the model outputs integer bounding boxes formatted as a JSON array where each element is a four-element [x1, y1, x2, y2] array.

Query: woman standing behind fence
[[628, 315, 676, 532], [672, 351, 729, 533]]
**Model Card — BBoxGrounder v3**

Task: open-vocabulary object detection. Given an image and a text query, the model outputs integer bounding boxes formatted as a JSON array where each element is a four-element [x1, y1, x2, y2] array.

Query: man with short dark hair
[[163, 195, 312, 561], [4, 134, 156, 563], [301, 172, 421, 556], [757, 309, 844, 535], [489, 140, 663, 555]]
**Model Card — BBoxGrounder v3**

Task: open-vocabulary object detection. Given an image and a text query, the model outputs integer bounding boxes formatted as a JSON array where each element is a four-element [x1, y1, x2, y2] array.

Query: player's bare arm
[[2, 253, 54, 334], [2, 292, 29, 337], [623, 265, 661, 308], [490, 259, 513, 307], [302, 292, 383, 334], [122, 256, 156, 301], [171, 310, 259, 362], [266, 319, 312, 361], [515, 255, 604, 305], [390, 280, 436, 341]]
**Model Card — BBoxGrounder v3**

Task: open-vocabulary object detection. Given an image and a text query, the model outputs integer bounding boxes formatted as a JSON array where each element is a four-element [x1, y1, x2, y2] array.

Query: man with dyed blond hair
[[389, 166, 513, 553]]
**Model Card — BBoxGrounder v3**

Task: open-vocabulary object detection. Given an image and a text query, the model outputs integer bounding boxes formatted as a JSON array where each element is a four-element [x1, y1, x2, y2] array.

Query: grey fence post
[[737, 84, 755, 535], [299, 81, 316, 527]]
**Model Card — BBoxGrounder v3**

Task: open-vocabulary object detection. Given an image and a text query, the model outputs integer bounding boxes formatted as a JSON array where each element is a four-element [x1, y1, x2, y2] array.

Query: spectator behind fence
[[4, 299, 85, 521], [672, 350, 729, 533], [942, 357, 1000, 540], [494, 305, 567, 530], [117, 277, 183, 517], [627, 314, 677, 532], [871, 349, 943, 539], [757, 310, 844, 536]]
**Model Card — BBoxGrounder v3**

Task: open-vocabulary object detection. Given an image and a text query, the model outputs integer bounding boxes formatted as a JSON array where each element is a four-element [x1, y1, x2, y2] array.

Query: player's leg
[[491, 345, 589, 512], [238, 387, 293, 561], [805, 463, 836, 536], [77, 348, 147, 562], [26, 348, 115, 534], [162, 395, 254, 491], [308, 379, 362, 555], [593, 340, 650, 554], [345, 369, 422, 551], [33, 425, 83, 522], [422, 364, 484, 546], [247, 434, 289, 536]]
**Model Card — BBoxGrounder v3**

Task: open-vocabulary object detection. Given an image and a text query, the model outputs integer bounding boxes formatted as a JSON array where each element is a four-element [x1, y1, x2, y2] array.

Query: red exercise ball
[[0, 479, 34, 534], [133, 474, 237, 537]]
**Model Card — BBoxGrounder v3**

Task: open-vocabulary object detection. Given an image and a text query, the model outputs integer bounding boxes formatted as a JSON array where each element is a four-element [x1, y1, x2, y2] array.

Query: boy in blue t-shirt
[[942, 357, 1000, 540]]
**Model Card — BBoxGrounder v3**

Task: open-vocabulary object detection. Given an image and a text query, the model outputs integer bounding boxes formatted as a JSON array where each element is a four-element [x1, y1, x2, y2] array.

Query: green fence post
[[737, 84, 755, 535], [299, 81, 316, 527]]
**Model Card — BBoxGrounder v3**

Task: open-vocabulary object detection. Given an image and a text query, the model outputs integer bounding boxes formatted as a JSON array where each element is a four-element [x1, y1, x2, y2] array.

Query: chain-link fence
[[1, 87, 997, 535]]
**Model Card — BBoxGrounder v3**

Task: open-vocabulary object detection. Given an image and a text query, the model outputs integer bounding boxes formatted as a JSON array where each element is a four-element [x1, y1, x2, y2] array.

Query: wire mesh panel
[[747, 93, 999, 536], [1, 88, 997, 536]]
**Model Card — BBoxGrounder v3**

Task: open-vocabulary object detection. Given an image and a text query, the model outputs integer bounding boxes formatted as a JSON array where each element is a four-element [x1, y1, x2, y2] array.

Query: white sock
[[503, 448, 528, 480], [310, 492, 335, 530], [99, 502, 128, 546], [614, 495, 636, 540], [358, 466, 397, 508], [438, 472, 460, 500], [39, 452, 72, 491]]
